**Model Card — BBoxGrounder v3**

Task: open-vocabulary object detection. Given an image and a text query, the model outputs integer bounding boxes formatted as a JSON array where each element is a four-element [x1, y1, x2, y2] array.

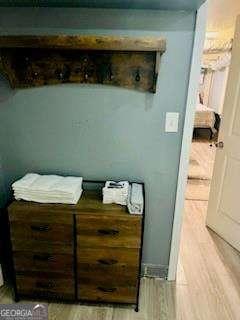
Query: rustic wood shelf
[[0, 35, 166, 51], [0, 35, 166, 93]]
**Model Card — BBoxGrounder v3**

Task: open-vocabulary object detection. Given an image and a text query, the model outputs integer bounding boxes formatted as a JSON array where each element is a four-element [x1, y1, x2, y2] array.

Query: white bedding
[[194, 103, 216, 129]]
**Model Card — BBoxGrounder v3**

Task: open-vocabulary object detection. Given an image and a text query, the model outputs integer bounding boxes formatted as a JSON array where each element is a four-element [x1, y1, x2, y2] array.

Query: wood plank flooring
[[186, 140, 216, 200], [178, 201, 240, 320], [189, 140, 216, 179], [1, 141, 240, 319]]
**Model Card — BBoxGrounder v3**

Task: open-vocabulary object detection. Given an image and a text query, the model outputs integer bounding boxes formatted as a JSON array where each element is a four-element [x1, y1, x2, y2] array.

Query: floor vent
[[141, 264, 168, 279]]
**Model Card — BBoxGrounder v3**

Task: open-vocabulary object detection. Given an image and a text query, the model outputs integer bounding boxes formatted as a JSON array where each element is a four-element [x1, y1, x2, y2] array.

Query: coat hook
[[109, 67, 114, 80], [135, 70, 141, 82], [55, 65, 70, 81], [84, 67, 90, 80]]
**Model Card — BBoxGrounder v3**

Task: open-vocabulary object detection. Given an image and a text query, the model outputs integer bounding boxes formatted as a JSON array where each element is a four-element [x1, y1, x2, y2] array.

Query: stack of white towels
[[12, 173, 83, 204], [102, 181, 129, 205], [102, 181, 144, 214], [127, 183, 144, 215]]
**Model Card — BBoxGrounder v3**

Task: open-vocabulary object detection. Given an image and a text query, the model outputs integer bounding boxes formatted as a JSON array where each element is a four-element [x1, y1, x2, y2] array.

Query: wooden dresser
[[8, 187, 144, 311]]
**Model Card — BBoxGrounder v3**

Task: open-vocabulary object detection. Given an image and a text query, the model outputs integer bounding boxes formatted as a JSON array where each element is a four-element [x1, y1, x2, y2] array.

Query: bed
[[194, 103, 220, 139]]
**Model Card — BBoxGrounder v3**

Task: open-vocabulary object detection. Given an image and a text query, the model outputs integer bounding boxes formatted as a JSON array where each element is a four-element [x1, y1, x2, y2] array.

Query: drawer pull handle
[[33, 254, 53, 261], [36, 281, 54, 289], [97, 229, 119, 236], [31, 225, 50, 232], [98, 259, 118, 265], [97, 286, 117, 293]]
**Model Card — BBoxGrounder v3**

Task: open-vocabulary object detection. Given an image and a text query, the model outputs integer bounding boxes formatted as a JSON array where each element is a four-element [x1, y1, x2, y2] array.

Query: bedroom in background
[[177, 2, 240, 309], [171, 6, 240, 319], [186, 0, 235, 203]]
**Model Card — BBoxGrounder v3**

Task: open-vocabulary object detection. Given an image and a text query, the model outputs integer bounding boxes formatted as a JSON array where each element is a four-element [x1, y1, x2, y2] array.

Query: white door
[[206, 15, 240, 251]]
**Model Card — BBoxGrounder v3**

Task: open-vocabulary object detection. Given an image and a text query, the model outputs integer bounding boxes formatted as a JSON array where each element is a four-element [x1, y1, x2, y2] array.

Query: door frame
[[168, 0, 209, 281]]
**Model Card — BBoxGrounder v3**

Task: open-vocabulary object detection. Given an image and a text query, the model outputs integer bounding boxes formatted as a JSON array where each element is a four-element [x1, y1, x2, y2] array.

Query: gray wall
[[0, 8, 195, 269], [0, 157, 6, 207]]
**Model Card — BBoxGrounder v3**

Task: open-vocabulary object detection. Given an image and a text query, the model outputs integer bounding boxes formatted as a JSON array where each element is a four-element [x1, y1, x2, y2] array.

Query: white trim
[[167, 1, 209, 281]]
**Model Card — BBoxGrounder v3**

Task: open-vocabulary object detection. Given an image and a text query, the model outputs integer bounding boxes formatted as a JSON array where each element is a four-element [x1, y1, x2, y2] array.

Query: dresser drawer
[[77, 247, 139, 265], [11, 239, 73, 254], [78, 284, 137, 303], [77, 247, 139, 286], [76, 215, 141, 248], [78, 265, 138, 287], [13, 251, 73, 274], [10, 221, 73, 243], [16, 274, 75, 300], [9, 209, 72, 225]]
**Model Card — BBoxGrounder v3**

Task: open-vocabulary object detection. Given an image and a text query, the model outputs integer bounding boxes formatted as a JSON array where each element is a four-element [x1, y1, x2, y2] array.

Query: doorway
[[175, 6, 240, 319]]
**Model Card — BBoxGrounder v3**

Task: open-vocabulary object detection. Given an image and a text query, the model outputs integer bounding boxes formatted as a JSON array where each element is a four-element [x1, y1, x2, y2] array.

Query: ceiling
[[0, 0, 205, 11]]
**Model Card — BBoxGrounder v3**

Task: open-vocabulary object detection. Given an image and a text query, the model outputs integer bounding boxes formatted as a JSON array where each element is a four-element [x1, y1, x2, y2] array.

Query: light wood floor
[[178, 201, 240, 320], [1, 141, 240, 319], [189, 139, 216, 179], [186, 140, 216, 200]]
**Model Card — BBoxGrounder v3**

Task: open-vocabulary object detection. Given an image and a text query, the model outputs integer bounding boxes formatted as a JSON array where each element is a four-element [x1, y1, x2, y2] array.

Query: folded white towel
[[127, 183, 144, 215], [102, 181, 129, 205], [13, 174, 83, 193], [14, 189, 82, 204], [12, 173, 39, 189], [12, 173, 83, 204]]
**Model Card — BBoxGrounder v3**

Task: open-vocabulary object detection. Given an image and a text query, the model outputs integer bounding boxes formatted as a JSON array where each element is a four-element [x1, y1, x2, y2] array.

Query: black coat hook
[[55, 65, 70, 81], [135, 70, 141, 82], [84, 67, 89, 80], [109, 66, 114, 80]]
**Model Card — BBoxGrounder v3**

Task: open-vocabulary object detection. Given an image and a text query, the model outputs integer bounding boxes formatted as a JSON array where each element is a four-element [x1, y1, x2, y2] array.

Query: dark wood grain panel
[[0, 35, 166, 52], [72, 190, 134, 217], [78, 284, 137, 303], [77, 247, 139, 265], [8, 190, 129, 216], [77, 247, 139, 286], [0, 48, 157, 92], [11, 239, 73, 254], [10, 220, 73, 243], [76, 215, 141, 248], [78, 264, 138, 286], [16, 274, 74, 300], [13, 251, 73, 274], [8, 207, 73, 224], [0, 36, 166, 92]]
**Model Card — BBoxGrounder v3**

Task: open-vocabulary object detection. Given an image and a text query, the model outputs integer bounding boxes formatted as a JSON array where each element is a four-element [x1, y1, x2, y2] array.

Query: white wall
[[208, 67, 229, 114], [203, 71, 213, 105], [199, 70, 213, 105]]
